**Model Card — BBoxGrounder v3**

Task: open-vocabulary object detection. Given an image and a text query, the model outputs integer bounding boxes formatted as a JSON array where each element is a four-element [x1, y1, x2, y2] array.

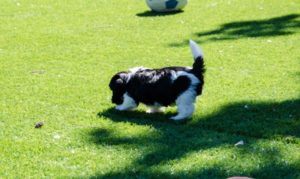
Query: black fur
[[192, 56, 205, 95]]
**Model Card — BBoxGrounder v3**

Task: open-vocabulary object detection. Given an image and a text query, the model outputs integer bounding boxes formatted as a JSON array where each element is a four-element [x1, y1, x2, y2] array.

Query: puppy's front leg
[[115, 93, 137, 111]]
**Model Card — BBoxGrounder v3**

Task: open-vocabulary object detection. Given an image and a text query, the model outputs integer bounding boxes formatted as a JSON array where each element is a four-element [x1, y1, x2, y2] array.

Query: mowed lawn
[[0, 0, 299, 178]]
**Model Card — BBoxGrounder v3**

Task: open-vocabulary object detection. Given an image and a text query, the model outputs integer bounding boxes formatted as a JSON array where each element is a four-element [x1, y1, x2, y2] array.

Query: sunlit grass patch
[[0, 0, 299, 178]]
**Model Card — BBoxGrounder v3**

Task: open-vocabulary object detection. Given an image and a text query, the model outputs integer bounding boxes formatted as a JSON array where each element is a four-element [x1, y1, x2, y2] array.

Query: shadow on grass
[[136, 10, 184, 17], [196, 99, 300, 139], [170, 14, 300, 46], [90, 98, 299, 178], [97, 99, 300, 138], [90, 163, 300, 179]]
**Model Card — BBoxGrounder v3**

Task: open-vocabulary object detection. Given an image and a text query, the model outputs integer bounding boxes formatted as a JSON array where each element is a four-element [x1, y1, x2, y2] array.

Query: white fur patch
[[115, 93, 137, 111], [170, 70, 178, 81], [189, 40, 203, 59], [170, 91, 195, 120]]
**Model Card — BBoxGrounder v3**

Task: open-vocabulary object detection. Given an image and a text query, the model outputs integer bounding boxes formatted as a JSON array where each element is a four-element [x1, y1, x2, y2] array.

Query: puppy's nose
[[112, 96, 123, 105]]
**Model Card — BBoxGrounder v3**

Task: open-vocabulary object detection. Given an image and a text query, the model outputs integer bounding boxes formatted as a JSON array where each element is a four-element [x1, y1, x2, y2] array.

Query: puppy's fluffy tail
[[189, 40, 205, 76]]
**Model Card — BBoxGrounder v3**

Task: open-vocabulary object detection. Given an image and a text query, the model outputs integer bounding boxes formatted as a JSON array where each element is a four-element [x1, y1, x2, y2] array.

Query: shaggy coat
[[109, 40, 205, 120]]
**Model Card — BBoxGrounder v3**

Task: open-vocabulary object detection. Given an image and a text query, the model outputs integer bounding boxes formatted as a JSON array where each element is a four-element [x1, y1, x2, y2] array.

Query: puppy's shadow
[[97, 108, 187, 125]]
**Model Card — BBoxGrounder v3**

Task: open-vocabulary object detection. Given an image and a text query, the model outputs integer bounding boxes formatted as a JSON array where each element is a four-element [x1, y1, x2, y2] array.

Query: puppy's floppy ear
[[114, 78, 124, 85], [109, 72, 128, 90]]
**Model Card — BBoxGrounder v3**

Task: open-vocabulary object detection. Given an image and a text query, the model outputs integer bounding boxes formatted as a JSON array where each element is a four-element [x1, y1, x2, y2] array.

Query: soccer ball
[[146, 0, 188, 12]]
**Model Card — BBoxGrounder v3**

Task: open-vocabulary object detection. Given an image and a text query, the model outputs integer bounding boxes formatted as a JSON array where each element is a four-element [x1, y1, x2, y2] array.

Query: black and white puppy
[[109, 40, 205, 120]]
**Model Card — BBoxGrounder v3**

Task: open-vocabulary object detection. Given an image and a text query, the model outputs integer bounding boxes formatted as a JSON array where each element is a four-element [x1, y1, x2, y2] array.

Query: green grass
[[0, 0, 299, 178]]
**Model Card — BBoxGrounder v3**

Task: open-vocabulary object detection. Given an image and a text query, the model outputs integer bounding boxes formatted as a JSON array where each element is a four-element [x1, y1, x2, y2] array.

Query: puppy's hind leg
[[170, 103, 195, 121], [170, 90, 196, 121], [115, 93, 138, 111]]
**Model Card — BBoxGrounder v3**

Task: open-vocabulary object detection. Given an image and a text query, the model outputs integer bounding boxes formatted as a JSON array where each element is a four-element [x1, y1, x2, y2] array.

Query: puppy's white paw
[[115, 105, 136, 111], [115, 105, 125, 111]]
